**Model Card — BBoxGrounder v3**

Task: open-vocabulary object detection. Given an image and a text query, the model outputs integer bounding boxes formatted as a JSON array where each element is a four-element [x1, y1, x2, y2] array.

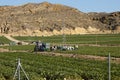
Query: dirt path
[[36, 52, 120, 64], [1, 47, 120, 64], [0, 48, 9, 52], [3, 34, 28, 45]]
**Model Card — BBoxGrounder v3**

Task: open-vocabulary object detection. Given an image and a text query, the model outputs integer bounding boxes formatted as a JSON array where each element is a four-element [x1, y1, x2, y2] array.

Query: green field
[[0, 45, 35, 51], [1, 46, 120, 59], [0, 36, 11, 44], [13, 34, 120, 45], [0, 52, 120, 80], [0, 34, 120, 57], [55, 46, 120, 57], [0, 44, 120, 57], [0, 34, 120, 80]]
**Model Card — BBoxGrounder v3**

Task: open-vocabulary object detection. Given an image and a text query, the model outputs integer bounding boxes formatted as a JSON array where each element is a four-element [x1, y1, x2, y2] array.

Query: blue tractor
[[34, 41, 50, 52]]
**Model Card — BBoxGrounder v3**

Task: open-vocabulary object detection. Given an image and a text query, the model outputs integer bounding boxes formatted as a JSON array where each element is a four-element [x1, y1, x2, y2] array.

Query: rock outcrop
[[0, 2, 120, 36]]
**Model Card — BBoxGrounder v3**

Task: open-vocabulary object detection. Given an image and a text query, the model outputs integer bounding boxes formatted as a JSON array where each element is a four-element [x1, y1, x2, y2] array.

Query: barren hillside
[[0, 2, 120, 36]]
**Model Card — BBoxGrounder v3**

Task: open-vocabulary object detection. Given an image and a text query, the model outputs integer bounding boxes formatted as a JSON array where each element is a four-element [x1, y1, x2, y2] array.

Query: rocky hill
[[0, 2, 120, 36]]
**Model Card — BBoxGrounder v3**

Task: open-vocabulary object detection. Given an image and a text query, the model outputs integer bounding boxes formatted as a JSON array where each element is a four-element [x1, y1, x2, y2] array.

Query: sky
[[0, 0, 119, 13]]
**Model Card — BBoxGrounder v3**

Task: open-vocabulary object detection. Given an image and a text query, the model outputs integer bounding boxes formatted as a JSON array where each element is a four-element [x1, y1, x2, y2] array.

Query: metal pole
[[13, 58, 29, 80], [108, 53, 111, 80], [18, 58, 20, 80], [20, 64, 29, 80], [13, 60, 19, 80]]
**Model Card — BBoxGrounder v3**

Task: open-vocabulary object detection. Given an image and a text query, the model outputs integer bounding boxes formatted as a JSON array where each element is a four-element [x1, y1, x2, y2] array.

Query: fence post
[[108, 53, 111, 80]]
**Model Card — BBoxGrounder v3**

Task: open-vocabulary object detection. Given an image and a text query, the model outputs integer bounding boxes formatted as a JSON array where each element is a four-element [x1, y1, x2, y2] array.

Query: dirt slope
[[0, 2, 120, 36], [3, 34, 28, 44]]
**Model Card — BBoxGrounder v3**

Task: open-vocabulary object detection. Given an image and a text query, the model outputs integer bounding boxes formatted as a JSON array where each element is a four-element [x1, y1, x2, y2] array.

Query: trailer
[[34, 41, 78, 52]]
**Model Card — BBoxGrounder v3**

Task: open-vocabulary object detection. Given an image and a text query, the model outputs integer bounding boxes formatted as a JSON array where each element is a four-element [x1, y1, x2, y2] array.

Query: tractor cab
[[34, 41, 50, 52]]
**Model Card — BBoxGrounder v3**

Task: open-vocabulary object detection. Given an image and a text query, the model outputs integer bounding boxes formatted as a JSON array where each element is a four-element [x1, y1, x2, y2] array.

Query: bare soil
[[36, 52, 120, 64], [0, 48, 9, 52]]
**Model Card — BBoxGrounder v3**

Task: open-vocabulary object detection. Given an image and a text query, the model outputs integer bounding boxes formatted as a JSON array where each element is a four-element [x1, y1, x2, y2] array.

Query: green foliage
[[0, 36, 11, 44], [0, 52, 120, 80], [10, 34, 120, 57], [0, 34, 120, 79], [13, 34, 120, 45], [0, 35, 120, 58], [0, 45, 35, 51], [54, 46, 120, 57], [1, 45, 120, 58]]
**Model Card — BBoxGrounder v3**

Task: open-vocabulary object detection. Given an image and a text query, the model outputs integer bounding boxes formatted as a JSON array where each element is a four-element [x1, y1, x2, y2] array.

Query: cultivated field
[[13, 34, 120, 45], [0, 34, 120, 80], [0, 52, 120, 80]]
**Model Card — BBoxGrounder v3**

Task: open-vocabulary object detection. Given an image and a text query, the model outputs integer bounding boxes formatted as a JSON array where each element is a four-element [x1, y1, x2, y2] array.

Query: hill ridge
[[0, 2, 120, 36]]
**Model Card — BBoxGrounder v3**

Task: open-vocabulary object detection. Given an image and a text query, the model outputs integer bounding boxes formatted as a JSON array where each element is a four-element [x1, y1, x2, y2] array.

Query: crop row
[[13, 34, 120, 45], [0, 52, 120, 80], [0, 44, 120, 57], [0, 36, 11, 44], [0, 34, 120, 45], [56, 46, 120, 57]]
